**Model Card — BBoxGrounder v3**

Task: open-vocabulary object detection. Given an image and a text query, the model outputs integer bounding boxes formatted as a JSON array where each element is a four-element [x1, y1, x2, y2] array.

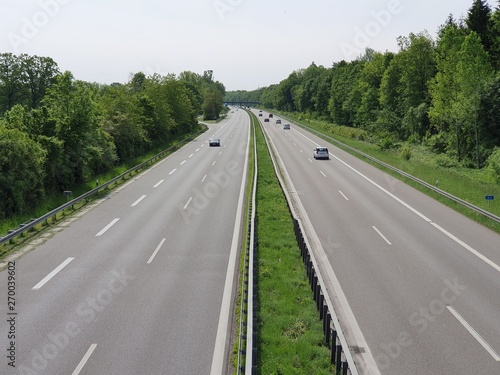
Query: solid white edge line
[[431, 222, 500, 274], [131, 195, 147, 207], [147, 238, 166, 264], [372, 226, 392, 245], [72, 343, 97, 375], [95, 218, 120, 236], [32, 257, 74, 290], [446, 306, 500, 361], [339, 190, 349, 201], [210, 113, 250, 375], [153, 179, 164, 188]]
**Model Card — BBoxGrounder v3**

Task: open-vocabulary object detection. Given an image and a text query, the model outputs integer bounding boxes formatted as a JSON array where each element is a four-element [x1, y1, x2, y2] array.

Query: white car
[[313, 147, 329, 160]]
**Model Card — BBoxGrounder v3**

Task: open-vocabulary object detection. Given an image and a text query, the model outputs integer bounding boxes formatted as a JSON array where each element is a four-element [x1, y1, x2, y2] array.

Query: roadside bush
[[400, 144, 412, 160], [486, 148, 500, 183]]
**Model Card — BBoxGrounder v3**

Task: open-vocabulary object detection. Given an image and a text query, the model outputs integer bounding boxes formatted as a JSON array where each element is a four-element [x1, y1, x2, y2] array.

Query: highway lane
[[0, 109, 250, 375], [258, 111, 500, 375]]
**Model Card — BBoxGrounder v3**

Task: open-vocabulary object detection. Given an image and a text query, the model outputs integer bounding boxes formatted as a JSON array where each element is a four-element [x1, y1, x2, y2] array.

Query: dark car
[[209, 137, 220, 147]]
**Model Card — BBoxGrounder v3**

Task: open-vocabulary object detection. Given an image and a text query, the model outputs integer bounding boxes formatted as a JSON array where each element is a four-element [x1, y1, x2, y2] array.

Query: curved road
[[0, 110, 250, 375], [258, 110, 500, 375]]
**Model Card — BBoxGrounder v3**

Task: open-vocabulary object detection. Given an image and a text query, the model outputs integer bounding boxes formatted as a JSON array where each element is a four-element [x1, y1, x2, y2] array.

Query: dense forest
[[226, 0, 500, 174], [0, 53, 225, 219]]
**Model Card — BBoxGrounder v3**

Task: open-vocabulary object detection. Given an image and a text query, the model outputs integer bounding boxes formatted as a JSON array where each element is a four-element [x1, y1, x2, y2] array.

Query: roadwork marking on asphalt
[[96, 218, 120, 236], [72, 344, 97, 375], [446, 306, 500, 361], [147, 238, 166, 264], [153, 179, 164, 188], [183, 197, 193, 210], [372, 226, 392, 245], [32, 257, 74, 290], [131, 195, 147, 207], [339, 191, 349, 200]]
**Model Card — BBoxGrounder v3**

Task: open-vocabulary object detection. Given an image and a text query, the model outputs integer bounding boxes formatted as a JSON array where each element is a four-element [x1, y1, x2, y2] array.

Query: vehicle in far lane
[[259, 113, 263, 117], [269, 113, 273, 118], [276, 119, 282, 124], [283, 123, 290, 130], [209, 137, 220, 146], [313, 147, 329, 159], [264, 118, 269, 122]]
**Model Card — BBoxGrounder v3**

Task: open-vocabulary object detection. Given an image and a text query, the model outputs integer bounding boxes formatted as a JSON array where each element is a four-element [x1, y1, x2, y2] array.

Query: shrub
[[486, 148, 500, 183], [400, 144, 412, 160]]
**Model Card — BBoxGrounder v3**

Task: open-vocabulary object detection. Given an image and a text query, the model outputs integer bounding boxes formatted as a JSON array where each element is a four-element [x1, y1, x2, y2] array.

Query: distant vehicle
[[258, 113, 263, 117], [276, 119, 282, 124], [283, 123, 290, 129], [269, 113, 273, 118], [264, 118, 269, 122], [209, 137, 220, 147], [313, 147, 329, 160]]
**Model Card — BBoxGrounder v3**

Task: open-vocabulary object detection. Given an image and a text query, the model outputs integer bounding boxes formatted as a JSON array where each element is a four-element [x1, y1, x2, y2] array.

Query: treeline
[[228, 0, 500, 171], [0, 53, 225, 219]]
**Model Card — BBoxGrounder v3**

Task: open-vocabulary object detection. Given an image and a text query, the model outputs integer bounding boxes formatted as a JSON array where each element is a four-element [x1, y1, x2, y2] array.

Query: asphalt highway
[[0, 109, 250, 375], [258, 110, 500, 375]]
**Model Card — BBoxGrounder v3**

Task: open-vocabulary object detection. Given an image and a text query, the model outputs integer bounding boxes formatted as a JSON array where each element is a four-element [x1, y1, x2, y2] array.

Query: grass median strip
[[254, 114, 333, 374]]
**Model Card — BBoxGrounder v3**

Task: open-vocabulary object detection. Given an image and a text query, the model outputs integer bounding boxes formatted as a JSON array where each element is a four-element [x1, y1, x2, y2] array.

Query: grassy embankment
[[252, 112, 333, 374], [271, 111, 500, 233]]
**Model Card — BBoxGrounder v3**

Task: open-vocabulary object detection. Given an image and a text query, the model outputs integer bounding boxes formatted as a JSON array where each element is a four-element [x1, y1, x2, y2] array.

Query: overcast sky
[[0, 0, 495, 91]]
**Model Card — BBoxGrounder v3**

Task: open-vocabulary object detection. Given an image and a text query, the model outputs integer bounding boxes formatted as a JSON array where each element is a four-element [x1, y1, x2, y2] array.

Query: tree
[[0, 53, 24, 113], [20, 54, 59, 109], [466, 0, 493, 52], [453, 31, 493, 166], [203, 89, 223, 120], [0, 126, 46, 218]]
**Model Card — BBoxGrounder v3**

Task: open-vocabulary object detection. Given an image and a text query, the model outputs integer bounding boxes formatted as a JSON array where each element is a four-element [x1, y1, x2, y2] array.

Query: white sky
[[0, 0, 495, 91]]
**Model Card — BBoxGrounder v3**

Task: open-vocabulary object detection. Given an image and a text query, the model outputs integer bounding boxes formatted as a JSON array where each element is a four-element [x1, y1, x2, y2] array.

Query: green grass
[[253, 113, 333, 374], [272, 111, 500, 233]]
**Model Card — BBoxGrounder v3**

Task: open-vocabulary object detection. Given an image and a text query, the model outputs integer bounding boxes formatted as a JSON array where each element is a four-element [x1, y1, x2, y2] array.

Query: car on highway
[[264, 118, 269, 122], [276, 119, 281, 124], [269, 113, 273, 118], [258, 113, 263, 117], [313, 147, 329, 159], [209, 137, 220, 147], [283, 123, 290, 129]]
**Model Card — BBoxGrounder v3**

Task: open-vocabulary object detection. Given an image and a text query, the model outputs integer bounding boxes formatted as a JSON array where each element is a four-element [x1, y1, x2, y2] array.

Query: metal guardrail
[[0, 129, 205, 246], [257, 113, 358, 375], [279, 116, 500, 224], [236, 116, 258, 374]]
